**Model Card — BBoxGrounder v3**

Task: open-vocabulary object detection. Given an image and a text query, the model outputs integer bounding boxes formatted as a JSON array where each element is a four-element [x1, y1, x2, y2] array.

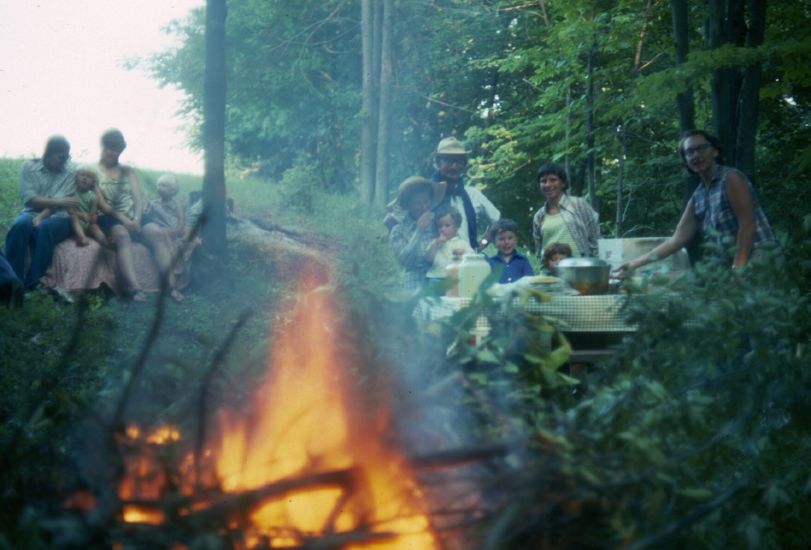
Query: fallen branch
[[410, 443, 513, 470], [183, 468, 358, 525]]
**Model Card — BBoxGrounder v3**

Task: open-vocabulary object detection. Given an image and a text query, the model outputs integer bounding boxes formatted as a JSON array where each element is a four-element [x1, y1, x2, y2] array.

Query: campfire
[[95, 276, 462, 548]]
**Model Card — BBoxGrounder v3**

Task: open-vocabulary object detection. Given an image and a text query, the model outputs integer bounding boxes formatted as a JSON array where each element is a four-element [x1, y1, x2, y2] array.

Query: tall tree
[[670, 0, 695, 133], [373, 0, 393, 210], [202, 0, 227, 257], [707, 0, 766, 175], [360, 0, 376, 206]]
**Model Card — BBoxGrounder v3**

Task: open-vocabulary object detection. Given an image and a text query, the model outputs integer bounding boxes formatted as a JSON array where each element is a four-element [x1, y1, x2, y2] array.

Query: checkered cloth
[[418, 294, 637, 333]]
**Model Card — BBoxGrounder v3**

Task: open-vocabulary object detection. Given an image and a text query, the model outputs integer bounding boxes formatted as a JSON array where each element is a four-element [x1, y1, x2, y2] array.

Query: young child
[[542, 242, 572, 275], [488, 218, 534, 283], [34, 165, 107, 247], [142, 174, 186, 238], [425, 207, 474, 281]]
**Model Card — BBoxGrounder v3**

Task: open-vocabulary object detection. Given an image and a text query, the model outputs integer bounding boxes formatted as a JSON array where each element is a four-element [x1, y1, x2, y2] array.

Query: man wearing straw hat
[[430, 136, 500, 251]]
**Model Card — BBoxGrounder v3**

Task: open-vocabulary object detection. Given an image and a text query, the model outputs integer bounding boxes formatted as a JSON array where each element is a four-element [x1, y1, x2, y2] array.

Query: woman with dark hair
[[96, 129, 184, 302], [618, 129, 774, 273], [531, 162, 600, 260]]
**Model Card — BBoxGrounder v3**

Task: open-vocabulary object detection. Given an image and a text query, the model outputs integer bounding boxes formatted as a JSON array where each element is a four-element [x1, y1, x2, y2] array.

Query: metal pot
[[555, 257, 610, 294]]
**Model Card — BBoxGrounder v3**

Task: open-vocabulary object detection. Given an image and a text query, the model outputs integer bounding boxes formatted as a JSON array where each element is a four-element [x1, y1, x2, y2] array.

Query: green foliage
[[0, 158, 24, 234], [456, 237, 811, 547], [150, 0, 810, 240]]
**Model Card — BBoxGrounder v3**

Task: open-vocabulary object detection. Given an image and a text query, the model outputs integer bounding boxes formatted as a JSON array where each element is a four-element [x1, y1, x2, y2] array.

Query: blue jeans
[[3, 213, 72, 288]]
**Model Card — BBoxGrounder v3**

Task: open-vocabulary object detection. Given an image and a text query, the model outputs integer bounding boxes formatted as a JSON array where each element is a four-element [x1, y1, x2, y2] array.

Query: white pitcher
[[457, 253, 491, 298]]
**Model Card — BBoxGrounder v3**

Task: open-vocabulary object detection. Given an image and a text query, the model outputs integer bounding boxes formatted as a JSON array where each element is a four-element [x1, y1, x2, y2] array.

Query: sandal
[[129, 289, 147, 303], [169, 289, 185, 303]]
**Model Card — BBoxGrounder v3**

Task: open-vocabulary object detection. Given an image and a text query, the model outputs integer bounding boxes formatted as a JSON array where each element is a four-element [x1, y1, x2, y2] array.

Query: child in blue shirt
[[488, 219, 534, 283]]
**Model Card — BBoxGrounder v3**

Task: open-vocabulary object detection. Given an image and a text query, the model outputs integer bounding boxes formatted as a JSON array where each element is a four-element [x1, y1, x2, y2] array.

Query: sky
[[0, 0, 204, 174]]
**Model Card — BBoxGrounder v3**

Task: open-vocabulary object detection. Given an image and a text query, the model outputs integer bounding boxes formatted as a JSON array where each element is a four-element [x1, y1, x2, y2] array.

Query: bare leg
[[141, 223, 183, 301], [110, 224, 143, 299], [70, 215, 88, 246], [87, 224, 109, 247]]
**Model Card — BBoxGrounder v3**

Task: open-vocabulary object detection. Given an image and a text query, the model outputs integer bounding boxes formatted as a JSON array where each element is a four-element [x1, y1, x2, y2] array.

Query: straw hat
[[435, 137, 469, 156], [396, 176, 446, 209]]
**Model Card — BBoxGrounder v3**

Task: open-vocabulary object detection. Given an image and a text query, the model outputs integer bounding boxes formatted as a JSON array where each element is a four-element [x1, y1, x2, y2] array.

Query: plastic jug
[[457, 253, 491, 298], [445, 255, 462, 297]]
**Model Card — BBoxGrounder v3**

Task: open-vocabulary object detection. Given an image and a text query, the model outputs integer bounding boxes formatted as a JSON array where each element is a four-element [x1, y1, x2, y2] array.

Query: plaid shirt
[[389, 215, 436, 289], [19, 160, 76, 216], [691, 165, 774, 254], [532, 194, 600, 258]]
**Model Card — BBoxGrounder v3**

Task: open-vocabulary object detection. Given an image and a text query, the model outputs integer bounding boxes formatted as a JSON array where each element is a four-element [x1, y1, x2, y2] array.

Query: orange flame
[[216, 278, 437, 548], [118, 424, 179, 525]]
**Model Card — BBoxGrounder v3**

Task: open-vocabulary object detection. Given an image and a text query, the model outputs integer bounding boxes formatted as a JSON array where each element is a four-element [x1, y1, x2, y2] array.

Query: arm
[[477, 225, 496, 252], [174, 203, 186, 237], [532, 210, 544, 259], [620, 200, 700, 272], [725, 171, 757, 268], [27, 196, 80, 210], [390, 216, 433, 269], [33, 208, 53, 226], [583, 201, 601, 256], [425, 237, 444, 262], [20, 162, 80, 211], [467, 187, 501, 250], [126, 167, 145, 223]]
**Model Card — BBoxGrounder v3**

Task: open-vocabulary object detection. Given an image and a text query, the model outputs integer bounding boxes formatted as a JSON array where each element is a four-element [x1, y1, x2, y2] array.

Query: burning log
[[183, 468, 357, 526], [58, 272, 531, 549]]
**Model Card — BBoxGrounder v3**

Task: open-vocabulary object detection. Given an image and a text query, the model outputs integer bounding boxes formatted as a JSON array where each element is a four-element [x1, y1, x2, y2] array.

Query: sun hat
[[435, 137, 469, 156], [396, 176, 446, 209]]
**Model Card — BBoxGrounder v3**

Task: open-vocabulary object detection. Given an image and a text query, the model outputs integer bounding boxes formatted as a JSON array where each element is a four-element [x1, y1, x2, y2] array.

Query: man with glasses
[[431, 137, 500, 251], [4, 135, 79, 289]]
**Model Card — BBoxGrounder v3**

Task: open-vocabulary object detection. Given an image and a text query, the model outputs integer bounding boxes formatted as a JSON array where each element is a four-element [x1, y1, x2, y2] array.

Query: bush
[[452, 235, 811, 548]]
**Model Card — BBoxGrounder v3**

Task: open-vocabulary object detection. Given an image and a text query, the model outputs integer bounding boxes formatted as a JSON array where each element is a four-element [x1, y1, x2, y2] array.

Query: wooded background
[[151, 0, 811, 241]]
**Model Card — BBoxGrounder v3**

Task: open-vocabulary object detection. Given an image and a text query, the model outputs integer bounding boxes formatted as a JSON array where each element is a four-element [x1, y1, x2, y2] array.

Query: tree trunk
[[373, 0, 393, 211], [202, 0, 227, 257], [708, 0, 744, 162], [360, 0, 376, 206], [585, 39, 597, 207], [564, 85, 572, 178], [735, 0, 766, 179], [670, 0, 701, 265], [670, 0, 695, 133], [616, 124, 626, 238]]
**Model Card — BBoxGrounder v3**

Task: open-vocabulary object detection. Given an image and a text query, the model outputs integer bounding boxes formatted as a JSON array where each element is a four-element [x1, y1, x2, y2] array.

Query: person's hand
[[416, 211, 434, 231], [451, 248, 466, 257], [123, 218, 141, 235], [32, 216, 42, 227], [76, 212, 90, 223], [612, 261, 636, 280]]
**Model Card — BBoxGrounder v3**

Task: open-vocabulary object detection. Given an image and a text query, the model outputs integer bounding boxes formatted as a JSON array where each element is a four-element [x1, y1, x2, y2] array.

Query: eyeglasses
[[683, 143, 712, 157], [439, 156, 467, 166]]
